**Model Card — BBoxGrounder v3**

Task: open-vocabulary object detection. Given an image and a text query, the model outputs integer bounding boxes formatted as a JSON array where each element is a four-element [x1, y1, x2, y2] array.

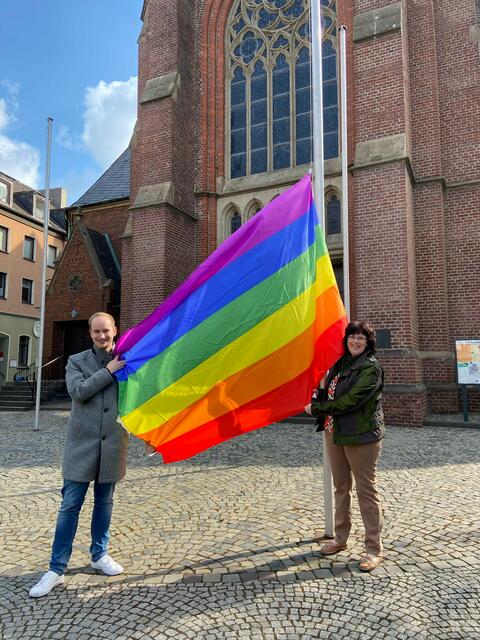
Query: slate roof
[[50, 209, 67, 231], [72, 148, 130, 207], [87, 229, 121, 285], [0, 170, 66, 234]]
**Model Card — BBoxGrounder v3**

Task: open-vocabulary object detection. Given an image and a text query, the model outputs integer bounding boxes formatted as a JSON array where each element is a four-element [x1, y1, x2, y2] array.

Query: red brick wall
[[44, 225, 116, 363], [124, 0, 197, 328], [196, 0, 231, 260], [436, 0, 480, 184], [72, 202, 129, 260], [123, 0, 480, 422]]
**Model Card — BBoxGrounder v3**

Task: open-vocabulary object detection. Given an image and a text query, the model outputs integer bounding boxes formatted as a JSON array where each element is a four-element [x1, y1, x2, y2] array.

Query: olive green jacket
[[311, 351, 384, 446]]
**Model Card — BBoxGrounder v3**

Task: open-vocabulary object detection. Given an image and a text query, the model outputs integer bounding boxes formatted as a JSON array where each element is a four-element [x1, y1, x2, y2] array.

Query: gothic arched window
[[230, 210, 242, 234], [246, 200, 262, 219], [227, 0, 338, 179], [326, 192, 341, 235]]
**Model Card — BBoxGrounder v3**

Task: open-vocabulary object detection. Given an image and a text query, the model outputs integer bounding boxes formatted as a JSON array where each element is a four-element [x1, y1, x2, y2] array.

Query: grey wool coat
[[63, 347, 129, 483]]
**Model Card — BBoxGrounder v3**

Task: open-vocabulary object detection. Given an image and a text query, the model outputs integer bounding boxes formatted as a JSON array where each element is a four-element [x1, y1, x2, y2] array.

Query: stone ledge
[[140, 71, 180, 104], [469, 24, 480, 43], [131, 181, 174, 209], [354, 3, 402, 42], [353, 133, 407, 169], [385, 383, 427, 394], [378, 349, 453, 360], [218, 159, 341, 195]]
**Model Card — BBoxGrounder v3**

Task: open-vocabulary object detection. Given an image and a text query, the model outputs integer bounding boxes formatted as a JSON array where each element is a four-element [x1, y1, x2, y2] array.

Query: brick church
[[44, 0, 480, 425]]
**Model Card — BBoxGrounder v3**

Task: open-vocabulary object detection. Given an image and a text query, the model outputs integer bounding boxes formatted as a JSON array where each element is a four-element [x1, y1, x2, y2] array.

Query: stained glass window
[[326, 193, 341, 234], [230, 211, 242, 234], [333, 263, 344, 302], [227, 0, 338, 179]]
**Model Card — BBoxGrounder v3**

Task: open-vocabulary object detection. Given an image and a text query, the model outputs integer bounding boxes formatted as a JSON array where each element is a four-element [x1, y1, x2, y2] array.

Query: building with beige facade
[[0, 171, 66, 384]]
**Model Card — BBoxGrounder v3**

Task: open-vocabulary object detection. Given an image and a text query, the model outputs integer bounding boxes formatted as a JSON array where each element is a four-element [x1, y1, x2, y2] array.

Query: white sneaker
[[29, 571, 65, 598], [91, 554, 124, 576]]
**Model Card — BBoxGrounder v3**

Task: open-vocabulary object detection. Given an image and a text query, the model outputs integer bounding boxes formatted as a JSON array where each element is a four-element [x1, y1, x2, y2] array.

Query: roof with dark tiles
[[0, 170, 66, 234], [50, 209, 67, 231], [71, 148, 130, 207], [87, 228, 121, 285]]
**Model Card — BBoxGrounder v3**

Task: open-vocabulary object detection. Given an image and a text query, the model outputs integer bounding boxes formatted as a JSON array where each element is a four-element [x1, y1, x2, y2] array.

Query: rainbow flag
[[115, 175, 347, 462]]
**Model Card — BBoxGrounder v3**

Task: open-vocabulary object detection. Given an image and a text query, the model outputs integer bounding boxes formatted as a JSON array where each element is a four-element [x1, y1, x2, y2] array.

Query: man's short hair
[[88, 312, 116, 328]]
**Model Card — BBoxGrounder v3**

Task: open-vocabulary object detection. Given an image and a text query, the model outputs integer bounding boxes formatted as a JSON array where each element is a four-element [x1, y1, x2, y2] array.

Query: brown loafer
[[320, 540, 348, 555], [359, 555, 383, 572]]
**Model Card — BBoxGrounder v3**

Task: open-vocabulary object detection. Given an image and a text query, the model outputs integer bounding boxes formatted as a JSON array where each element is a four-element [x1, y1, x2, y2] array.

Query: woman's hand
[[304, 403, 312, 416], [106, 355, 127, 374]]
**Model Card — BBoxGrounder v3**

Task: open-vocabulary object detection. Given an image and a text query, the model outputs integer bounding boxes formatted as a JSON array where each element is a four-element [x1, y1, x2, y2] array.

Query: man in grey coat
[[29, 312, 129, 597]]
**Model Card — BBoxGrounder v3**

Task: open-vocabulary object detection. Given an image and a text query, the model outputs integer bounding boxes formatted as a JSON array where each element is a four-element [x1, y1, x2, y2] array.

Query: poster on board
[[456, 340, 480, 385]]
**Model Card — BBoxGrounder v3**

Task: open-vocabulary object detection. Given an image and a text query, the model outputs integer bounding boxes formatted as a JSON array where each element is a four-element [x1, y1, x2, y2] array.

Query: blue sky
[[0, 0, 142, 205]]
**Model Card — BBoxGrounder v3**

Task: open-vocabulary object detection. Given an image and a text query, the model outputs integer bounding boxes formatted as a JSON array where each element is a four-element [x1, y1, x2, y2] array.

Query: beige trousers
[[325, 430, 383, 556]]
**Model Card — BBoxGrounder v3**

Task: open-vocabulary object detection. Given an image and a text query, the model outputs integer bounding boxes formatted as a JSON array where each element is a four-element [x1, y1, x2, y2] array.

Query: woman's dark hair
[[343, 320, 376, 355]]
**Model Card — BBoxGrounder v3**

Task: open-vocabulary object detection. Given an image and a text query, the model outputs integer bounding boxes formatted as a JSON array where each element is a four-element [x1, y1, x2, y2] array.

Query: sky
[[0, 0, 142, 205]]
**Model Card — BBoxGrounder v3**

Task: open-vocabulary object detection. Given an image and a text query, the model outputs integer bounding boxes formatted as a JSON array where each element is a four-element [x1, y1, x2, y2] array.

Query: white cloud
[[0, 83, 40, 187], [82, 77, 137, 168], [56, 124, 83, 151], [0, 99, 10, 130], [0, 134, 40, 187], [0, 80, 19, 118]]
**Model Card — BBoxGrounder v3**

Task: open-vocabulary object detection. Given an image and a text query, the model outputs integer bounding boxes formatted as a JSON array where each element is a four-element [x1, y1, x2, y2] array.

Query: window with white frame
[[47, 244, 58, 267], [34, 196, 45, 220], [0, 181, 9, 204], [21, 278, 33, 304], [23, 236, 35, 261], [0, 226, 8, 252], [0, 272, 6, 299], [227, 0, 338, 179], [18, 335, 30, 367]]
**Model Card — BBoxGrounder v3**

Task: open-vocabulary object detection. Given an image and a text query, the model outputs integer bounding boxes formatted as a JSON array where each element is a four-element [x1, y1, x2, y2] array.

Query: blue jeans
[[49, 480, 116, 576]]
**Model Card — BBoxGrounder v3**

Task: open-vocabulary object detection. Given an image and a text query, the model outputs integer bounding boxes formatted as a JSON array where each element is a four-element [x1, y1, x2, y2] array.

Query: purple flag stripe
[[115, 174, 312, 355]]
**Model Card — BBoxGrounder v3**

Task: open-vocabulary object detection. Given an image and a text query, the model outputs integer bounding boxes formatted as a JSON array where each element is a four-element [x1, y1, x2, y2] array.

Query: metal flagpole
[[34, 117, 53, 432], [339, 25, 350, 318], [311, 0, 334, 538]]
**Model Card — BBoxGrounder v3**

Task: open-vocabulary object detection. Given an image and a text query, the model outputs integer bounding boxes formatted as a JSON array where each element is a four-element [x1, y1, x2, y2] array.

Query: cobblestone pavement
[[0, 412, 479, 639]]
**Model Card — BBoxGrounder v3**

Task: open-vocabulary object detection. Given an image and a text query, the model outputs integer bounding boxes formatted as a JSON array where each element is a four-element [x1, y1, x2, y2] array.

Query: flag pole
[[34, 117, 53, 431], [339, 25, 350, 318], [311, 0, 334, 538]]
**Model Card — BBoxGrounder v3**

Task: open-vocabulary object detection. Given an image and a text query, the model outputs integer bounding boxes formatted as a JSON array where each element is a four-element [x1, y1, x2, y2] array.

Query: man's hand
[[106, 355, 127, 374], [304, 403, 312, 415]]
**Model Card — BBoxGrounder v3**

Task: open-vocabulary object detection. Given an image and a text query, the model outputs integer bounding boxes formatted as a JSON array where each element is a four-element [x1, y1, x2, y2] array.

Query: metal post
[[311, 0, 325, 228], [462, 385, 469, 422], [339, 25, 350, 318], [34, 117, 53, 431], [311, 0, 334, 538]]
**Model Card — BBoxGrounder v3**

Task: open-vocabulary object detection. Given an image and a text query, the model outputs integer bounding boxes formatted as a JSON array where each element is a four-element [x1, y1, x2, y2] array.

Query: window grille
[[227, 0, 338, 179]]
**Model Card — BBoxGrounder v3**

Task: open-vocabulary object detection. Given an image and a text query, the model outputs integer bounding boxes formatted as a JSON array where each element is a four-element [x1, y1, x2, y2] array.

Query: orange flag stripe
[[141, 285, 345, 448]]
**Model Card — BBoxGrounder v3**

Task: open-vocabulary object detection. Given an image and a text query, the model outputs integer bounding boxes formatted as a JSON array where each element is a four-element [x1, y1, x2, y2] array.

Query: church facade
[[123, 0, 480, 425], [49, 0, 480, 426]]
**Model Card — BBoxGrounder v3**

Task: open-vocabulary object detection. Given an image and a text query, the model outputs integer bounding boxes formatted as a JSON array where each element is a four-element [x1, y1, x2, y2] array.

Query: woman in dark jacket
[[305, 320, 385, 571]]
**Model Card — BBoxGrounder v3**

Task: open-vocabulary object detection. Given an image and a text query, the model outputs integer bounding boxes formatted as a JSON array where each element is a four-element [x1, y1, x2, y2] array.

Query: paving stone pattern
[[0, 412, 479, 639]]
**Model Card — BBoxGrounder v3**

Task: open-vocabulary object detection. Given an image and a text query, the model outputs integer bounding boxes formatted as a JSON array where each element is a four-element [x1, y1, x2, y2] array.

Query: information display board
[[456, 340, 480, 385]]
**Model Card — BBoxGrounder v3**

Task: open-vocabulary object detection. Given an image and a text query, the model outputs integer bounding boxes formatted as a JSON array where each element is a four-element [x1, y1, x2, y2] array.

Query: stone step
[[0, 389, 34, 396], [4, 381, 31, 387], [0, 400, 34, 410]]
